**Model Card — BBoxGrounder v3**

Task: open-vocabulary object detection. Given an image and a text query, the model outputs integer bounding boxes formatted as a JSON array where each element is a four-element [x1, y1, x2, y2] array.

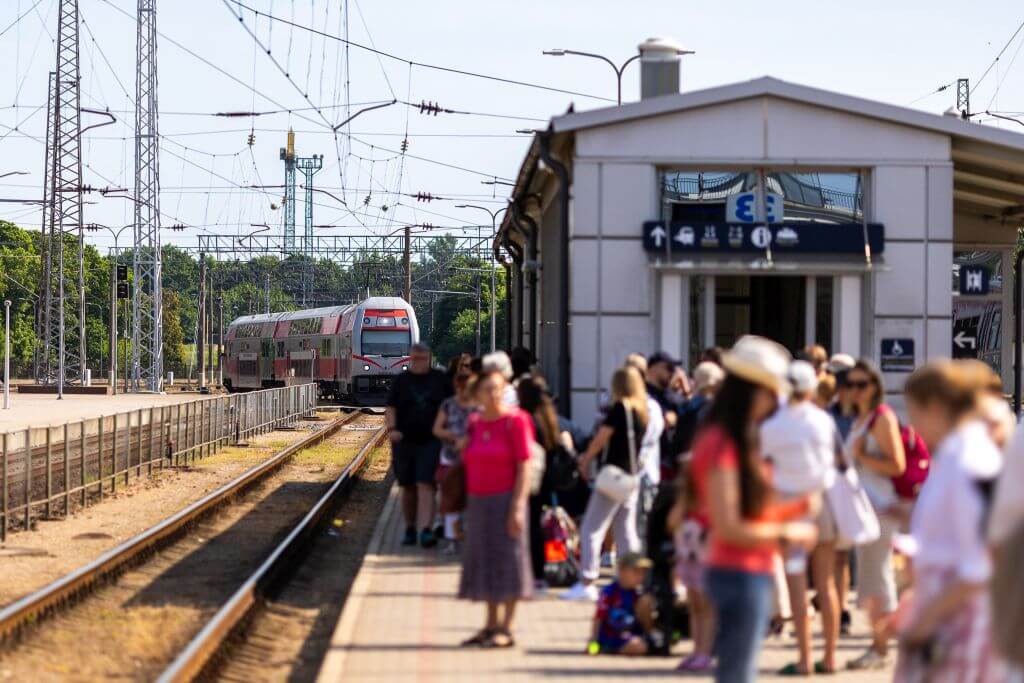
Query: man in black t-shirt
[[385, 342, 448, 548]]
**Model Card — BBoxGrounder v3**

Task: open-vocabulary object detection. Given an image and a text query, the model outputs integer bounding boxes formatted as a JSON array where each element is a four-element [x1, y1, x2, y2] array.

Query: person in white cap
[[760, 360, 842, 675], [686, 336, 817, 683]]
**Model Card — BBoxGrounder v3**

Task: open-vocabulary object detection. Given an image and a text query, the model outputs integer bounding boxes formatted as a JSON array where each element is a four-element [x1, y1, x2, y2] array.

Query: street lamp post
[[85, 223, 133, 395], [543, 45, 693, 105], [455, 205, 508, 353]]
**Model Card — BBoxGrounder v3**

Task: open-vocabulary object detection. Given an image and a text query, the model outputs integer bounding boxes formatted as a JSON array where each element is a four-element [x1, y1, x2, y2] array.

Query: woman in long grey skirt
[[458, 366, 534, 648]]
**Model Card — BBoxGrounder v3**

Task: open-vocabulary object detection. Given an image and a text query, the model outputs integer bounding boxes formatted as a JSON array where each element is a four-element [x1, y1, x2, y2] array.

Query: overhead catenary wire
[[972, 16, 1024, 95], [224, 0, 616, 102]]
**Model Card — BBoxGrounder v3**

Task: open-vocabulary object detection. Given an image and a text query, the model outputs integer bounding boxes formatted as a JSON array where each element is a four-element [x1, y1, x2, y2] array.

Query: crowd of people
[[384, 338, 1024, 682]]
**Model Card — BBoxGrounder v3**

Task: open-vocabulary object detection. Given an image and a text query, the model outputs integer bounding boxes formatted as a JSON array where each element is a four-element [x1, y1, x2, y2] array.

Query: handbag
[[546, 443, 580, 492], [825, 429, 881, 548], [594, 405, 640, 504]]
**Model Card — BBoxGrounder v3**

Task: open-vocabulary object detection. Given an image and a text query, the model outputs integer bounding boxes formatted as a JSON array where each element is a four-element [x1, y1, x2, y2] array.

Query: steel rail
[[157, 426, 387, 682], [0, 411, 363, 642]]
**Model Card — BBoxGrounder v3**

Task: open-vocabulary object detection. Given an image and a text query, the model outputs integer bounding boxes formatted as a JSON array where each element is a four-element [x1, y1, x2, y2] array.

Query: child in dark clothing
[[588, 553, 655, 655]]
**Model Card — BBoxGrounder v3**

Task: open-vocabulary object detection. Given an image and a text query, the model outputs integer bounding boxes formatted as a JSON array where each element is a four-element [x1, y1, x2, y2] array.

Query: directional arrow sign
[[649, 224, 667, 248], [953, 331, 976, 350]]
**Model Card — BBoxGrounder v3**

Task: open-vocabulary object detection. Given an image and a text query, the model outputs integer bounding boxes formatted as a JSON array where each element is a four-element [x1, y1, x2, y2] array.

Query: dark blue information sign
[[642, 221, 885, 255], [880, 338, 915, 373], [958, 265, 990, 295]]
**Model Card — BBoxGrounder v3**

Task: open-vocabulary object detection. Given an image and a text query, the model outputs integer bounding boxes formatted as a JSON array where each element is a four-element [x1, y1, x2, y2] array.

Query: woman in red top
[[457, 368, 535, 648], [690, 336, 817, 683]]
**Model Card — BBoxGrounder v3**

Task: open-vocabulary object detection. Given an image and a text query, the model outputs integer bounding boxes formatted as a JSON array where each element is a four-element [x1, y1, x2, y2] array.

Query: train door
[[261, 338, 274, 385]]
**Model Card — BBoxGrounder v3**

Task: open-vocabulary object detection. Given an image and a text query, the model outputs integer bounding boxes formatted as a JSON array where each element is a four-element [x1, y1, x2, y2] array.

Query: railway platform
[[318, 485, 894, 683], [0, 391, 201, 433]]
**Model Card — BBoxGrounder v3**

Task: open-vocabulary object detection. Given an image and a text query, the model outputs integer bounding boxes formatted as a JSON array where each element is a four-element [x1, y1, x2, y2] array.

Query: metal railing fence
[[0, 383, 317, 541]]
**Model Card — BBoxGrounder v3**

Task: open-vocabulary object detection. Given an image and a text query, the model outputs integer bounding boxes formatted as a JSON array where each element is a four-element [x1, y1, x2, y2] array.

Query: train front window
[[361, 330, 410, 356]]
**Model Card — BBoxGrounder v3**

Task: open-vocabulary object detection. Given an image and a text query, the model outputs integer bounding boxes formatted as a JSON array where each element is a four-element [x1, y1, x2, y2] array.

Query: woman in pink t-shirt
[[458, 368, 535, 648]]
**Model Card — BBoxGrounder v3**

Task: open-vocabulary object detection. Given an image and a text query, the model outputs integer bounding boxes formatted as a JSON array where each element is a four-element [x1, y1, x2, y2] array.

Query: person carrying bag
[[560, 366, 648, 602], [826, 428, 881, 549], [594, 406, 639, 503]]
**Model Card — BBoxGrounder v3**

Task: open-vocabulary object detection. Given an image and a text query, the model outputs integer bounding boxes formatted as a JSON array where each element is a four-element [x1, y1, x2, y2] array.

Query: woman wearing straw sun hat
[[686, 336, 819, 683]]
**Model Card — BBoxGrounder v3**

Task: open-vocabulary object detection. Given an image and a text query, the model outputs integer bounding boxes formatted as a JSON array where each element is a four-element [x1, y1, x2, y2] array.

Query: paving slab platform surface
[[318, 485, 894, 682], [0, 391, 208, 433]]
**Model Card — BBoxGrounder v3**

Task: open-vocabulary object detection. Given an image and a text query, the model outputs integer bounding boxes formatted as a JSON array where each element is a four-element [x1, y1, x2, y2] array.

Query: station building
[[498, 41, 1024, 425]]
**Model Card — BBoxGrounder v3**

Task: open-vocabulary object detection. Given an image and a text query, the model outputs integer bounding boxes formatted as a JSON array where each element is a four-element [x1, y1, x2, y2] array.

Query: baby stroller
[[541, 503, 580, 588]]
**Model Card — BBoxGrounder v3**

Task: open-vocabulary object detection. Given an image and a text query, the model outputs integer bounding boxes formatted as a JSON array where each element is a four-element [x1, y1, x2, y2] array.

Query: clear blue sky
[[0, 0, 1021, 249]]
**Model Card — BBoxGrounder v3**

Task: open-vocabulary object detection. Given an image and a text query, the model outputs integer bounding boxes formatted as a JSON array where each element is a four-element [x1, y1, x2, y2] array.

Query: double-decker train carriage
[[223, 296, 419, 405]]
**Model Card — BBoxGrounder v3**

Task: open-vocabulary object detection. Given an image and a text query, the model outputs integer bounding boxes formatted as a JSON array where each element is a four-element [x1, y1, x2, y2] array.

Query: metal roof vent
[[638, 37, 692, 100]]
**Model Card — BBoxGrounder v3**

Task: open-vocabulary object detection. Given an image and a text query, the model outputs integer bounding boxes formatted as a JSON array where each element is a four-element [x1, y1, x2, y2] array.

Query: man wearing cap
[[646, 351, 686, 478]]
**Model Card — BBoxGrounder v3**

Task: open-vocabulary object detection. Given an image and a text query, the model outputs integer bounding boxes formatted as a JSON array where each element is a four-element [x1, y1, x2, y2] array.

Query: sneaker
[[840, 609, 852, 636], [420, 528, 438, 548], [401, 526, 417, 546], [600, 552, 616, 568], [560, 582, 599, 601], [847, 648, 889, 671]]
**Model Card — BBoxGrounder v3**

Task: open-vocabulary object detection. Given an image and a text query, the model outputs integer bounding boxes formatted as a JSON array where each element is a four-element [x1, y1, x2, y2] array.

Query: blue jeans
[[705, 567, 774, 683]]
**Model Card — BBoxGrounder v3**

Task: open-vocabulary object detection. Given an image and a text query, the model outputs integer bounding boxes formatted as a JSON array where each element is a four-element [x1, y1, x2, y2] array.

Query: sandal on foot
[[460, 628, 493, 646], [483, 630, 515, 648], [777, 663, 811, 676], [815, 660, 837, 675]]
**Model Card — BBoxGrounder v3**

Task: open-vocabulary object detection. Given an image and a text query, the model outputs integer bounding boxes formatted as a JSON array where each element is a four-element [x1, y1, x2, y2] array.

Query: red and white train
[[222, 296, 419, 405]]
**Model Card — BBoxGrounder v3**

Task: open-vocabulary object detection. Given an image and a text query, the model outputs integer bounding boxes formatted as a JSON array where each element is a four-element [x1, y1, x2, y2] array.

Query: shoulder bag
[[825, 428, 880, 548], [594, 406, 640, 504]]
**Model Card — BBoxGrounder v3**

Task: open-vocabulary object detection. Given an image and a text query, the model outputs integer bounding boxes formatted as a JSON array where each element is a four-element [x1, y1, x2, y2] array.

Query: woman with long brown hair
[[517, 374, 567, 586], [561, 366, 649, 601], [689, 336, 817, 683]]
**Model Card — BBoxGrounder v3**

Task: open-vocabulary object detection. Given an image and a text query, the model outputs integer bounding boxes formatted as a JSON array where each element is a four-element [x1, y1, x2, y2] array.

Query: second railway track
[[0, 410, 386, 682]]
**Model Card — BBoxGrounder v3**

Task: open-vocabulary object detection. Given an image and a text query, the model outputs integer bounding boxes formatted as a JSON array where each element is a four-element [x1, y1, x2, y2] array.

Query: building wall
[[561, 95, 956, 426]]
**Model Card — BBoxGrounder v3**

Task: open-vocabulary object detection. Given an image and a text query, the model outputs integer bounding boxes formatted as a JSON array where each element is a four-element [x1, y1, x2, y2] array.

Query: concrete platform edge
[[315, 480, 400, 683]]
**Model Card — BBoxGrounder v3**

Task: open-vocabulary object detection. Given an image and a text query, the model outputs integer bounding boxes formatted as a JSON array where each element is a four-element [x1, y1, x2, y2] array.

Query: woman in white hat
[[687, 337, 818, 683]]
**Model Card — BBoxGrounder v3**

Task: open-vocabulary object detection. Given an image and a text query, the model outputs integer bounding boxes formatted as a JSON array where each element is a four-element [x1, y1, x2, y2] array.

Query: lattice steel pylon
[[131, 0, 163, 392], [296, 153, 323, 306], [37, 1, 86, 391], [280, 129, 296, 252]]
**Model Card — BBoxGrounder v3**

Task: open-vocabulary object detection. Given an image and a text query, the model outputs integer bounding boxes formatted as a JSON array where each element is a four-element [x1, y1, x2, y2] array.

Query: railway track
[[0, 411, 386, 682]]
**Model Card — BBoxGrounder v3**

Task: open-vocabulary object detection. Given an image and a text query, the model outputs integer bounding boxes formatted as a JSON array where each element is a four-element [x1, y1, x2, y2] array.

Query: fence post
[[2, 432, 8, 543], [111, 413, 118, 494], [148, 407, 155, 474], [80, 419, 87, 507], [135, 409, 143, 478], [45, 427, 52, 517], [63, 422, 70, 516], [24, 427, 32, 530], [97, 417, 104, 499], [176, 402, 182, 466]]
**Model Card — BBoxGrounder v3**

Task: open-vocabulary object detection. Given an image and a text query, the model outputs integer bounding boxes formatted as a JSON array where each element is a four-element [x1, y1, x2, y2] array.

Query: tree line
[[0, 220, 506, 381]]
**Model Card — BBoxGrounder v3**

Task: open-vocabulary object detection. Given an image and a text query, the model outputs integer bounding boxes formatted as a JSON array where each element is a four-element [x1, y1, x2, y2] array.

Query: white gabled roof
[[551, 76, 1024, 154]]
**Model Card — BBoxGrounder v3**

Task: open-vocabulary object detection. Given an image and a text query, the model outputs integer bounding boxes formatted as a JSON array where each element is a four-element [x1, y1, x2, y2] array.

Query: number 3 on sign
[[727, 192, 783, 224]]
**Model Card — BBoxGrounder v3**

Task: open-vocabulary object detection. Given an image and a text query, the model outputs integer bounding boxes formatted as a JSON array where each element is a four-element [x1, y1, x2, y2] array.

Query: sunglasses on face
[[847, 380, 871, 390]]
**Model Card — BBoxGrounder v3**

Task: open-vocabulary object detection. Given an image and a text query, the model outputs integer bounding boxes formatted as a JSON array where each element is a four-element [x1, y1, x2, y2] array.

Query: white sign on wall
[[725, 191, 785, 224]]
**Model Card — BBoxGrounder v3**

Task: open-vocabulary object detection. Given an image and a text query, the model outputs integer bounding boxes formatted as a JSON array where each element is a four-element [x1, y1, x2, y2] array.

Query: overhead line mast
[[37, 0, 86, 395], [132, 0, 163, 392]]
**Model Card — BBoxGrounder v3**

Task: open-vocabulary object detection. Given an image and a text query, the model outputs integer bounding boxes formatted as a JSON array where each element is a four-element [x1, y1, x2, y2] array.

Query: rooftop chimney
[[638, 37, 690, 100]]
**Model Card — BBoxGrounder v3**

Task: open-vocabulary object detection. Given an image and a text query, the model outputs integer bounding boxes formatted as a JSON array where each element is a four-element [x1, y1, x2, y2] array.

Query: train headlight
[[363, 317, 371, 325], [363, 364, 371, 371], [400, 317, 409, 325], [402, 364, 409, 371]]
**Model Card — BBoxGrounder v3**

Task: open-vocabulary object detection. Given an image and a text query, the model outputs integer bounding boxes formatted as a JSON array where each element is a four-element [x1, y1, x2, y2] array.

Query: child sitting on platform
[[587, 553, 656, 656]]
